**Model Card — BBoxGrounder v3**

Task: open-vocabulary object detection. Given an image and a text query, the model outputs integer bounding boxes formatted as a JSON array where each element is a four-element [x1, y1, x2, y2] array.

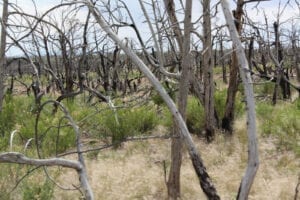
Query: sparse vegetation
[[0, 0, 300, 199], [0, 75, 298, 199], [257, 100, 300, 156]]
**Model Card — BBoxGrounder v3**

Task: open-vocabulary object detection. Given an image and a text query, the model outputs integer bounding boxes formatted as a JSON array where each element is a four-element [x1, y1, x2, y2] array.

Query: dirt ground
[[54, 124, 299, 200]]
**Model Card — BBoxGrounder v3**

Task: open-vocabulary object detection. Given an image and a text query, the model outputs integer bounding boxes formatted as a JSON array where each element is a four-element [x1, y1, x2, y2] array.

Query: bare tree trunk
[[162, 0, 185, 198], [248, 36, 254, 72], [295, 175, 300, 200], [222, 0, 244, 133], [220, 35, 228, 84], [83, 1, 220, 199], [167, 127, 182, 199], [111, 46, 120, 93], [272, 22, 290, 103], [203, 0, 215, 142], [221, 1, 259, 199], [272, 21, 281, 105], [59, 34, 73, 94], [167, 1, 193, 198], [163, 0, 183, 53], [292, 35, 300, 85], [0, 0, 9, 112], [296, 61, 300, 84]]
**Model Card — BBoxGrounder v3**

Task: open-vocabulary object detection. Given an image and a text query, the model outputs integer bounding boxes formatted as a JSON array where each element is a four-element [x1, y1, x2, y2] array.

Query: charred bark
[[222, 0, 244, 134]]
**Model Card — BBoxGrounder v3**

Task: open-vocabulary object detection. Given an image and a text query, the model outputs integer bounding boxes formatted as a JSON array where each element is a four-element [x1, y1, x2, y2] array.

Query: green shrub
[[10, 97, 77, 156], [214, 90, 227, 118], [159, 106, 173, 128], [214, 89, 245, 119], [0, 94, 34, 150], [102, 105, 159, 145], [151, 82, 176, 106], [160, 96, 205, 135], [186, 96, 205, 135], [23, 179, 54, 200], [258, 100, 300, 156], [254, 82, 274, 97], [0, 95, 15, 149]]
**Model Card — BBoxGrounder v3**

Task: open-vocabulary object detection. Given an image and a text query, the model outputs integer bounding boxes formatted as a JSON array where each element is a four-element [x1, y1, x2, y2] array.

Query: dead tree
[[222, 0, 244, 133], [0, 0, 9, 112], [0, 100, 94, 199], [203, 0, 216, 142], [272, 21, 291, 104], [221, 1, 259, 199], [83, 1, 220, 199]]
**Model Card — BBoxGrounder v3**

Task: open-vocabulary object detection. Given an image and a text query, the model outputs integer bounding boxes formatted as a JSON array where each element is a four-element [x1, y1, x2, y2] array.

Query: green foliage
[[257, 100, 300, 156], [0, 96, 77, 156], [213, 65, 229, 74], [37, 104, 76, 156], [23, 179, 54, 200], [234, 93, 246, 118], [159, 106, 173, 129], [151, 82, 176, 106], [214, 90, 227, 118], [254, 82, 274, 96], [214, 89, 245, 119], [160, 96, 205, 135], [102, 105, 159, 145], [0, 95, 16, 149], [186, 96, 205, 135], [0, 94, 35, 150]]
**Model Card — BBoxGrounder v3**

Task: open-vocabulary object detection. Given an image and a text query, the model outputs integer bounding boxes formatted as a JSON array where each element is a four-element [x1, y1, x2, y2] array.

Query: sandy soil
[[54, 125, 299, 200]]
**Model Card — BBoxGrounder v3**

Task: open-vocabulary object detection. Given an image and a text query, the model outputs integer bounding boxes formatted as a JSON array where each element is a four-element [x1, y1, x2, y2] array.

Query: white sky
[[5, 0, 297, 19], [1, 0, 299, 56]]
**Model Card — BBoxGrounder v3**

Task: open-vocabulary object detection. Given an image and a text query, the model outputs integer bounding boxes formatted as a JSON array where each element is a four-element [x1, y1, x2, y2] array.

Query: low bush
[[23, 179, 54, 200], [0, 95, 16, 149], [160, 96, 205, 135], [257, 100, 300, 156], [186, 96, 205, 135], [214, 89, 245, 120], [254, 82, 274, 97], [151, 82, 176, 106], [102, 105, 159, 145]]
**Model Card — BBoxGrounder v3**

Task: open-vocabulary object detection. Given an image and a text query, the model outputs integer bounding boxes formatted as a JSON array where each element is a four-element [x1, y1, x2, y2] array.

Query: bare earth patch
[[54, 129, 299, 200]]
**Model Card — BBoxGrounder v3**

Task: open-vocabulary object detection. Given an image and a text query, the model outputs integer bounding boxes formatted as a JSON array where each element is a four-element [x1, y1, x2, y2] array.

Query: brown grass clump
[[53, 119, 299, 199]]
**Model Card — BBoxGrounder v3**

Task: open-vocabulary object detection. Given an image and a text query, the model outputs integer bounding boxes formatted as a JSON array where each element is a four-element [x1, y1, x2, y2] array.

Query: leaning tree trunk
[[0, 0, 8, 112], [222, 0, 244, 133], [221, 1, 259, 199], [83, 1, 220, 199]]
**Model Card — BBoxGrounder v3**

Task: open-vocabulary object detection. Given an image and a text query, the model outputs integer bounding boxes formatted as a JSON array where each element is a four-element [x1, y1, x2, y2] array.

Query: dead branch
[[0, 152, 82, 170]]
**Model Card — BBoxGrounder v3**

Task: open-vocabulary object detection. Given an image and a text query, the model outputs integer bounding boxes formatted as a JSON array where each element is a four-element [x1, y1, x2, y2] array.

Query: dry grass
[[53, 120, 299, 200]]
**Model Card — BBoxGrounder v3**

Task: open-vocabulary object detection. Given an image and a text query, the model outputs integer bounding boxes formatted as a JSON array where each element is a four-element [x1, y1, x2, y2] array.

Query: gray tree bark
[[167, 0, 192, 198], [221, 0, 244, 133], [0, 0, 9, 112], [203, 0, 215, 142], [221, 1, 259, 199], [82, 1, 220, 199]]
